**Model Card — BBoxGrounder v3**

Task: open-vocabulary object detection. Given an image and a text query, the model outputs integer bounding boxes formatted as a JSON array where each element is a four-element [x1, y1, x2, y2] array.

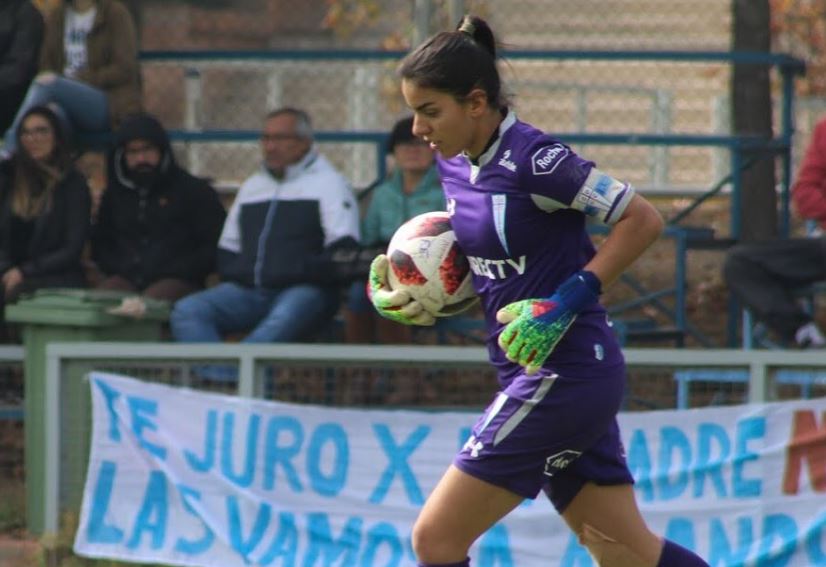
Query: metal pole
[[448, 0, 464, 25], [184, 68, 202, 174], [413, 0, 432, 46]]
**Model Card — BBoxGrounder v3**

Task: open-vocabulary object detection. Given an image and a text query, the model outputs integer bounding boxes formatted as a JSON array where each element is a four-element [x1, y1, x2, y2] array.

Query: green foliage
[[0, 480, 26, 532]]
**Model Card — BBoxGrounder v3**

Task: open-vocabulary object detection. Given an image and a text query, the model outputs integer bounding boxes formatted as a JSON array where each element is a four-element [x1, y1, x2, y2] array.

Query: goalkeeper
[[367, 14, 709, 567]]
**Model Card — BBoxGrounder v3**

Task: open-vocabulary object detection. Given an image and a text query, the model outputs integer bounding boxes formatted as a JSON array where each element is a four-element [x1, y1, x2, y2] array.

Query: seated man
[[92, 112, 226, 306], [170, 107, 360, 343], [724, 115, 826, 348]]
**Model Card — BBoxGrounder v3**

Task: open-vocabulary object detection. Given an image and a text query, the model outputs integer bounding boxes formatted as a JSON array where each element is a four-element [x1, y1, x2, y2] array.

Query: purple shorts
[[453, 367, 634, 513]]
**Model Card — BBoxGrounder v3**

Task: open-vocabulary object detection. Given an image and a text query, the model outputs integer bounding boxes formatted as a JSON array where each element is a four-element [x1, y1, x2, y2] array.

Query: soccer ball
[[386, 211, 477, 317]]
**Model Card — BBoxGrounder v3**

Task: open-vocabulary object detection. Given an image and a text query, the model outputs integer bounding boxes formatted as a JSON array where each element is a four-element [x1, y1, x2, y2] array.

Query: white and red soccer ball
[[386, 211, 477, 317]]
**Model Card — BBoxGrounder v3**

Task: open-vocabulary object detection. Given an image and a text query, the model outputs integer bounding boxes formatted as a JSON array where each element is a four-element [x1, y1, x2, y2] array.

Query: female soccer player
[[367, 15, 710, 567]]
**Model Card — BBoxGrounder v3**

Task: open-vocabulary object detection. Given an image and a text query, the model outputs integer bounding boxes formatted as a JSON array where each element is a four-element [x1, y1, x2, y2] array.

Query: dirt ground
[[0, 535, 40, 567]]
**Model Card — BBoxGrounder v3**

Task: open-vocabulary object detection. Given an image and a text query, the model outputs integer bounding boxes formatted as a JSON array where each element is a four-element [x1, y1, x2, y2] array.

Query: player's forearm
[[583, 195, 664, 288]]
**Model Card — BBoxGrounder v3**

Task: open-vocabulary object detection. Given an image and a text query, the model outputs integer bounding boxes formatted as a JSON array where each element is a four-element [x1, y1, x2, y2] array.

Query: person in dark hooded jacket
[[91, 112, 226, 303]]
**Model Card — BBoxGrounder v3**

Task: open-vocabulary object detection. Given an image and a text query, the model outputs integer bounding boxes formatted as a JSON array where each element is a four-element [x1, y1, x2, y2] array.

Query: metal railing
[[37, 341, 826, 535], [140, 49, 806, 239]]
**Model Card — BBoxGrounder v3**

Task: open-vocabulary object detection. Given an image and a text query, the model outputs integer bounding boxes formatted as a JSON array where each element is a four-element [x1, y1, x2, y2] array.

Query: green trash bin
[[5, 288, 169, 535]]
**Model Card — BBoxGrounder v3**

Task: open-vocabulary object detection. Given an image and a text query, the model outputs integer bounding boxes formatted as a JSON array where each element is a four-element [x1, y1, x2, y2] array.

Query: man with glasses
[[170, 107, 360, 348]]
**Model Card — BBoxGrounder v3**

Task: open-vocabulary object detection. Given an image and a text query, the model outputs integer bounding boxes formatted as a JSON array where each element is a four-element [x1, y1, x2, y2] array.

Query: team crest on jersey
[[531, 144, 569, 176], [543, 449, 582, 477]]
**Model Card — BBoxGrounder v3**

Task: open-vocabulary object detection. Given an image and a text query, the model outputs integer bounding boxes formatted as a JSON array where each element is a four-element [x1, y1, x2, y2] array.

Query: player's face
[[401, 79, 476, 158], [260, 114, 311, 172]]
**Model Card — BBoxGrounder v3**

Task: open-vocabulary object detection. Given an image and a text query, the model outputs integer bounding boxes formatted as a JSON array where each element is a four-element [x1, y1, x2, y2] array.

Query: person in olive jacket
[[0, 0, 44, 134], [92, 112, 226, 303], [3, 0, 141, 154], [0, 105, 91, 338]]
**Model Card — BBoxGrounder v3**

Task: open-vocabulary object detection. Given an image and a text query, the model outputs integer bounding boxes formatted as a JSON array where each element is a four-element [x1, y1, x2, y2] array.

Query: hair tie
[[458, 18, 475, 37]]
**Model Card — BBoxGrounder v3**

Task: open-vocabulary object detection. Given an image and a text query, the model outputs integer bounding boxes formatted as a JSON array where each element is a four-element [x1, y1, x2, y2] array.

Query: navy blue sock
[[417, 559, 470, 567], [657, 539, 709, 566]]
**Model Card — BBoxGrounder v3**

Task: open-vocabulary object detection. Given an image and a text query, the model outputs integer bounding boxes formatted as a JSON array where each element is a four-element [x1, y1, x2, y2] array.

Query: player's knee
[[578, 523, 657, 567], [411, 519, 465, 564]]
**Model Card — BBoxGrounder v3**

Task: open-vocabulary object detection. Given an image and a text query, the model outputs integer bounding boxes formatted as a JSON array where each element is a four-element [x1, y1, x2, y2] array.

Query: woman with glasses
[[0, 105, 91, 340]]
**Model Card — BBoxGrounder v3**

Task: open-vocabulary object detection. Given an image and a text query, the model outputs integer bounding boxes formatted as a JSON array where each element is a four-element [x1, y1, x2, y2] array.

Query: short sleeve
[[518, 137, 635, 225]]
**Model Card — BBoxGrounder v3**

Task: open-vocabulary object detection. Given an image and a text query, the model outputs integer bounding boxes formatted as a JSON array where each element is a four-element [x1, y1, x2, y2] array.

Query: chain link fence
[[129, 0, 755, 191]]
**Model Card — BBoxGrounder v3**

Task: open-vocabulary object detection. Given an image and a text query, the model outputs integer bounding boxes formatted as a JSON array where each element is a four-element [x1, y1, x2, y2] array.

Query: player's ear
[[465, 88, 489, 117]]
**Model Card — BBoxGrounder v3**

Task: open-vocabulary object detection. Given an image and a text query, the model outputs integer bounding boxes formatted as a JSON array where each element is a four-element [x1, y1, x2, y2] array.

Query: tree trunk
[[732, 0, 776, 241]]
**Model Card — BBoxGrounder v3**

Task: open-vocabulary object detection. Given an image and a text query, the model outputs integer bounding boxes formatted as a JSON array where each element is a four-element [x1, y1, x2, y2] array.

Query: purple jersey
[[436, 112, 633, 383]]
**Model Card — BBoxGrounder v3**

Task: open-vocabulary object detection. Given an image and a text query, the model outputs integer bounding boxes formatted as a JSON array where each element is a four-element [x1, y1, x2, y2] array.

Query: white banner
[[74, 372, 826, 567]]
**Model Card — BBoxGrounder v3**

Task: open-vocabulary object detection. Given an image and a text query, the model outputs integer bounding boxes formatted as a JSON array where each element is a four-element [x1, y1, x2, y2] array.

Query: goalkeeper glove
[[367, 254, 435, 326], [496, 270, 601, 375]]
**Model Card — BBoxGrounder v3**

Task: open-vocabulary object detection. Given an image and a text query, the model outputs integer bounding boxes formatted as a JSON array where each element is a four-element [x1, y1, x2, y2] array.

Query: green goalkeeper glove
[[496, 270, 601, 375], [368, 255, 435, 326]]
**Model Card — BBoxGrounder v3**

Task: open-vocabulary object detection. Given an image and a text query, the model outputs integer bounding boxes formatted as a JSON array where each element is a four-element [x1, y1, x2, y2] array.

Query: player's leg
[[552, 421, 709, 567], [413, 366, 627, 566], [412, 369, 559, 565], [562, 482, 661, 566], [412, 465, 523, 565], [562, 482, 709, 566]]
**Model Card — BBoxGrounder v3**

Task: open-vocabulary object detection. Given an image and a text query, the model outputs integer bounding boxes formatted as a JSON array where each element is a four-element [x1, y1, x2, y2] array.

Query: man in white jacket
[[170, 107, 360, 344]]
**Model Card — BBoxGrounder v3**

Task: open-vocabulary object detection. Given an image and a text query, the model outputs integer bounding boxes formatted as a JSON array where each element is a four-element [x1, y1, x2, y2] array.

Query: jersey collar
[[462, 109, 517, 168]]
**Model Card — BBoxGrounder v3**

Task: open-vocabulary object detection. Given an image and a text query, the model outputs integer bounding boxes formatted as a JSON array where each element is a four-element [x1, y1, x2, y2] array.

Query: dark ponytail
[[455, 15, 496, 59], [398, 15, 505, 109]]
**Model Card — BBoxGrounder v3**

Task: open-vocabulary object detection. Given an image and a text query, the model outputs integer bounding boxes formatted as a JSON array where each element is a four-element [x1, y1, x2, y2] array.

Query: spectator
[[0, 0, 45, 136], [91, 113, 226, 307], [0, 105, 90, 339], [344, 116, 445, 344], [170, 107, 360, 343], [724, 116, 826, 348], [3, 0, 141, 155]]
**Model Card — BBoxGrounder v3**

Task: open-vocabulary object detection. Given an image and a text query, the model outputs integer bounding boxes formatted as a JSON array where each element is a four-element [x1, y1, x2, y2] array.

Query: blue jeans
[[4, 75, 109, 152], [170, 282, 337, 343], [346, 279, 372, 313]]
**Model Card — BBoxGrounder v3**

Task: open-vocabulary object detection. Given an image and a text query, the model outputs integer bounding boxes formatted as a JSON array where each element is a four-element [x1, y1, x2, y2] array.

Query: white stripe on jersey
[[492, 194, 511, 256], [493, 374, 558, 446]]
